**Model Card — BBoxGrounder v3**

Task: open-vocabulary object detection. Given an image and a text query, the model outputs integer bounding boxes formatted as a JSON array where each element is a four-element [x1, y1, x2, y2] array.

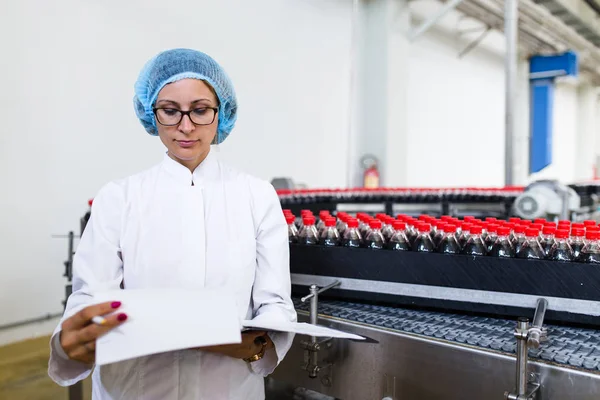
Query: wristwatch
[[244, 336, 267, 363]]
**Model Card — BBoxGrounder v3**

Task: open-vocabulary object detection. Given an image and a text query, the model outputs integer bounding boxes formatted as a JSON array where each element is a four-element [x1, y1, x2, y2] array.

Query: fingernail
[[117, 313, 128, 321], [111, 301, 121, 309]]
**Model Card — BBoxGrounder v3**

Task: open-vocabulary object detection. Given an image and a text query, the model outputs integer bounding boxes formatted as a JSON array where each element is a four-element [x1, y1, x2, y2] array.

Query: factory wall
[[0, 0, 353, 334], [405, 18, 507, 187]]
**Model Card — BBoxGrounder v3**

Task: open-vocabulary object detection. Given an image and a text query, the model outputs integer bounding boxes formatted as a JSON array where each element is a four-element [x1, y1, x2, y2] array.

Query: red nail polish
[[111, 301, 121, 309], [117, 313, 128, 322]]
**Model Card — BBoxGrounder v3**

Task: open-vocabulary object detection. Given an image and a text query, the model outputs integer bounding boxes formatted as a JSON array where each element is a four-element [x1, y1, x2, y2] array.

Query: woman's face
[[155, 79, 219, 170]]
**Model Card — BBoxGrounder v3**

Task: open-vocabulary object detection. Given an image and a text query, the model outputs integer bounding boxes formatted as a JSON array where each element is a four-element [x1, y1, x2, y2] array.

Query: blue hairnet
[[133, 48, 237, 144]]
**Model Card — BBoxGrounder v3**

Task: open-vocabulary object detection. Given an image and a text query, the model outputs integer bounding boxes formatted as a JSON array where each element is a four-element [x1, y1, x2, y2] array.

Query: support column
[[575, 85, 598, 181], [513, 57, 531, 186], [347, 0, 411, 187]]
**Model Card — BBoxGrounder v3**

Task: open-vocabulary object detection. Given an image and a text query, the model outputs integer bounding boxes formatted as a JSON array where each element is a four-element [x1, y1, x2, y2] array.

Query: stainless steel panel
[[270, 314, 600, 400]]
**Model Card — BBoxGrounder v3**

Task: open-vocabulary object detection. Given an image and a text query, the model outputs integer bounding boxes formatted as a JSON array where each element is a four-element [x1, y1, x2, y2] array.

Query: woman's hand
[[200, 330, 273, 360], [59, 301, 128, 364]]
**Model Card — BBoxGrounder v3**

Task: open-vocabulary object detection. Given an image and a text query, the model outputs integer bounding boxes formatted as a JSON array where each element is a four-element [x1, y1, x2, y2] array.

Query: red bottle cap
[[369, 219, 382, 230], [285, 215, 295, 224], [396, 214, 408, 221], [470, 225, 483, 235], [303, 216, 316, 225], [497, 227, 511, 236], [532, 223, 544, 231], [534, 218, 546, 224], [418, 214, 430, 222], [301, 210, 313, 216], [509, 217, 521, 223], [587, 226, 600, 232], [572, 223, 585, 229], [463, 216, 475, 222], [558, 220, 570, 225], [418, 223, 431, 233], [446, 224, 457, 233], [585, 230, 599, 240], [485, 217, 497, 223], [392, 221, 406, 231], [555, 229, 569, 239], [325, 217, 337, 227], [88, 199, 94, 206], [514, 225, 526, 234], [347, 219, 359, 229], [571, 227, 585, 237], [542, 226, 556, 235], [461, 222, 473, 231], [441, 215, 453, 221], [525, 228, 539, 237], [319, 210, 331, 219], [487, 224, 499, 234], [584, 220, 596, 227]]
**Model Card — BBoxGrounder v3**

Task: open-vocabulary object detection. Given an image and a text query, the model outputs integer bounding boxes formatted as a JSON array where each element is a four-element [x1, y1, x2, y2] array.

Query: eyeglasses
[[153, 107, 218, 126]]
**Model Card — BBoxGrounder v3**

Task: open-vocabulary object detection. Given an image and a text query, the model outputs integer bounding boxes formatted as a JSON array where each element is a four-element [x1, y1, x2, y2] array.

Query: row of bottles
[[284, 210, 600, 264], [278, 187, 523, 206]]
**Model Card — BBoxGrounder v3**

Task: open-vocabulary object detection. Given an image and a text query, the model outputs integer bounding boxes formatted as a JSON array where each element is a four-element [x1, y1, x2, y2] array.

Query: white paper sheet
[[242, 314, 365, 340], [92, 288, 242, 366]]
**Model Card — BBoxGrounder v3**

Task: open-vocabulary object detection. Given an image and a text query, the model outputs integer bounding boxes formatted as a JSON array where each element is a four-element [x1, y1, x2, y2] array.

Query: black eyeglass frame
[[152, 107, 219, 126]]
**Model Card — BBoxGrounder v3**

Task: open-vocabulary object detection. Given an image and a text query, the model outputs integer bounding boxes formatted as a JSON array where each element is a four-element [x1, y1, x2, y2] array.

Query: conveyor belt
[[293, 298, 600, 372]]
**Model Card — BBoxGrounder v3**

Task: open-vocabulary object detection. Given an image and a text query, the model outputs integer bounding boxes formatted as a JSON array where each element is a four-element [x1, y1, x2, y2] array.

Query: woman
[[48, 48, 297, 399]]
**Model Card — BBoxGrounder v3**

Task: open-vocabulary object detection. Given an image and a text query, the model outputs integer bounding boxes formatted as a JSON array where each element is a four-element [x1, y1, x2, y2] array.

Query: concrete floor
[[0, 335, 91, 400]]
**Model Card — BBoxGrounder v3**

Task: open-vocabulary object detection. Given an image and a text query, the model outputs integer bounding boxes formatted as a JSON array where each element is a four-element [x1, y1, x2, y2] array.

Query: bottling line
[[267, 182, 600, 400]]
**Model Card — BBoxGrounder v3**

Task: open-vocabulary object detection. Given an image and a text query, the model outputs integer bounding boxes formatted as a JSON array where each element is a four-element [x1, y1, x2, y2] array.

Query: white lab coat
[[48, 150, 297, 400]]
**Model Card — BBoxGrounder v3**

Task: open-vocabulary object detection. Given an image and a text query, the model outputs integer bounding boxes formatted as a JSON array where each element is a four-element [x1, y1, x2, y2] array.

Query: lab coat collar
[[161, 149, 219, 186]]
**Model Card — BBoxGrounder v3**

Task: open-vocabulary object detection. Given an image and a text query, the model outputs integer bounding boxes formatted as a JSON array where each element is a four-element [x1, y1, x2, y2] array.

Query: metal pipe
[[516, 317, 529, 395], [504, 0, 518, 187], [528, 298, 548, 348], [309, 285, 319, 378], [409, 0, 466, 41]]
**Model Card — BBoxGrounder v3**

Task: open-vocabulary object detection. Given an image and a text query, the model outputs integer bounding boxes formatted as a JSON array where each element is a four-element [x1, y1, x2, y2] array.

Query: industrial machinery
[[269, 187, 600, 400], [267, 244, 600, 400]]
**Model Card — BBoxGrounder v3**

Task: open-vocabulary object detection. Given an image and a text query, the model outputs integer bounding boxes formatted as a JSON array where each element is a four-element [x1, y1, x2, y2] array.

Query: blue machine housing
[[529, 51, 578, 174]]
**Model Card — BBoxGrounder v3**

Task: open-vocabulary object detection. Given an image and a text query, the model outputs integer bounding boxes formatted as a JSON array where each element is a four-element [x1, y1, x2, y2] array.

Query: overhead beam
[[408, 0, 466, 41]]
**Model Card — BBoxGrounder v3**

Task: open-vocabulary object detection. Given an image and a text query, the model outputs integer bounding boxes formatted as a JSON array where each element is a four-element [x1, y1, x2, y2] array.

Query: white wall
[[0, 0, 353, 331], [406, 1, 507, 187]]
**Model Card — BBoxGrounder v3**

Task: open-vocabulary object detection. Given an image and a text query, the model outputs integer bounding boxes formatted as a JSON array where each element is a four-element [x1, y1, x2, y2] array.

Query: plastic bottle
[[577, 231, 600, 264], [413, 223, 435, 253], [286, 214, 298, 244], [405, 219, 419, 245], [489, 227, 515, 258], [512, 225, 528, 254], [516, 228, 544, 260], [336, 213, 349, 236], [342, 218, 362, 248], [484, 224, 499, 253], [298, 216, 319, 245], [381, 216, 396, 241], [462, 225, 487, 256], [570, 227, 586, 260], [386, 221, 411, 251], [548, 229, 573, 262], [432, 222, 446, 247], [316, 210, 331, 234], [458, 223, 473, 249], [365, 219, 386, 250], [437, 224, 461, 254], [539, 225, 556, 257], [359, 216, 373, 239], [320, 217, 340, 246]]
